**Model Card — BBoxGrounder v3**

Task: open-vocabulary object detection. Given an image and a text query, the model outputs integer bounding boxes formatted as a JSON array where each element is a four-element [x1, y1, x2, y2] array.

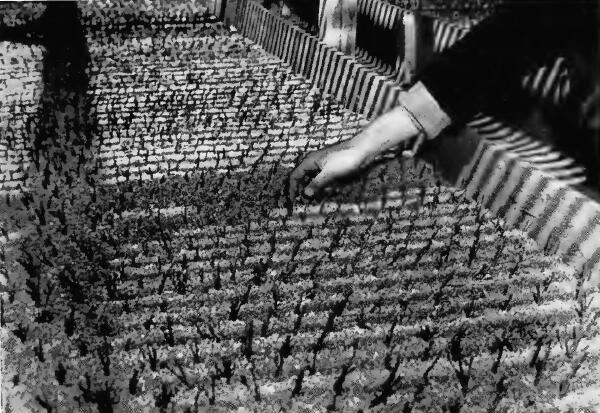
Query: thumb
[[304, 168, 335, 197]]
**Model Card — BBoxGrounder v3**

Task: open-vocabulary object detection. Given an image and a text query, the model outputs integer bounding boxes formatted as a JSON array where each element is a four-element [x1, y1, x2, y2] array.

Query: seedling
[[35, 394, 55, 413], [327, 340, 358, 411], [55, 362, 68, 385], [413, 225, 439, 266], [309, 290, 352, 374], [489, 331, 513, 374], [142, 345, 160, 372], [229, 284, 252, 321], [290, 366, 307, 398], [162, 316, 176, 347], [447, 328, 475, 396], [370, 345, 405, 408], [404, 353, 442, 412], [155, 379, 177, 411], [128, 368, 141, 395]]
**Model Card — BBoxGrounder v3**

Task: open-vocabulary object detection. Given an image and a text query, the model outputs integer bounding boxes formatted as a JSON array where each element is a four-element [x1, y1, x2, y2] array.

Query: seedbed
[[2, 6, 600, 413]]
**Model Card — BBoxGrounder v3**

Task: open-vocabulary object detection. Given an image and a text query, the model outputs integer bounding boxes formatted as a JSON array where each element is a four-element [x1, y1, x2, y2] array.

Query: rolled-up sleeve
[[397, 81, 452, 140]]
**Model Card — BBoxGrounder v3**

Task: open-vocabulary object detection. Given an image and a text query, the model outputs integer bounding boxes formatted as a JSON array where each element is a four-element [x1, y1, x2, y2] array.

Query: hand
[[288, 141, 367, 201], [288, 105, 424, 202]]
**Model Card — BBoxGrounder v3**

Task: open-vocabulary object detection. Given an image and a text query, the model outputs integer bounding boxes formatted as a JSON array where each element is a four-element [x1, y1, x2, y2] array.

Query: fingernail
[[402, 150, 414, 158]]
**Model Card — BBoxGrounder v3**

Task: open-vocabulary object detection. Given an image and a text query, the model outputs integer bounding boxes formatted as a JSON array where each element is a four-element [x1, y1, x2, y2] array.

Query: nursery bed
[[1, 4, 599, 412]]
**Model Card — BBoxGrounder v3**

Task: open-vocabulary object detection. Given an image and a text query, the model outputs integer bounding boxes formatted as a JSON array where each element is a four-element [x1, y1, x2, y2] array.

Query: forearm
[[335, 1, 598, 163], [347, 81, 452, 162], [348, 105, 420, 163]]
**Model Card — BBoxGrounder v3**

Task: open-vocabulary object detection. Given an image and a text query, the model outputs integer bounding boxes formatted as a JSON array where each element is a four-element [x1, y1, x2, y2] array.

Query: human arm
[[289, 104, 419, 198], [289, 0, 598, 199]]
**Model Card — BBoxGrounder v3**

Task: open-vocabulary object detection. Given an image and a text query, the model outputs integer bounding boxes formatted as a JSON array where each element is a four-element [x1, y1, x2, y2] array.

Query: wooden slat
[[212, 0, 227, 19], [401, 11, 434, 83], [318, 0, 358, 55]]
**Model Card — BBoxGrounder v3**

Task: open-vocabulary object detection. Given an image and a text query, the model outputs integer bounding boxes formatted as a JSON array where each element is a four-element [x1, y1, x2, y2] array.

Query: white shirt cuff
[[397, 81, 452, 140]]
